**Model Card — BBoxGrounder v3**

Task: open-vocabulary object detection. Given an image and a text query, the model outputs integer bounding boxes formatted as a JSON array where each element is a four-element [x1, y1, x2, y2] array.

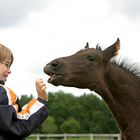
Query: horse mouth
[[46, 72, 64, 86]]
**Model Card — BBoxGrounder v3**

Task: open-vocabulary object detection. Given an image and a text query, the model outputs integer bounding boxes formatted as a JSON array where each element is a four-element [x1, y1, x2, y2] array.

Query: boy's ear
[[103, 38, 120, 62]]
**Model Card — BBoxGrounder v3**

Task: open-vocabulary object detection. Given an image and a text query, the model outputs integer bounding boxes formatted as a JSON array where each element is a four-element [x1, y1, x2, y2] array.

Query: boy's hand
[[35, 79, 48, 101]]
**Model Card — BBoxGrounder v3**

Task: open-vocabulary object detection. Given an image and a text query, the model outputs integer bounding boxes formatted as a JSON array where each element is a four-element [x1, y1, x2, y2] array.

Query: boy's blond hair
[[0, 44, 14, 65]]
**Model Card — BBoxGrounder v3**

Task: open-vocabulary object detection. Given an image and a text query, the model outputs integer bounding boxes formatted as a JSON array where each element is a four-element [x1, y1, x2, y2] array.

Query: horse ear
[[85, 42, 89, 48], [96, 43, 101, 50], [103, 38, 120, 62]]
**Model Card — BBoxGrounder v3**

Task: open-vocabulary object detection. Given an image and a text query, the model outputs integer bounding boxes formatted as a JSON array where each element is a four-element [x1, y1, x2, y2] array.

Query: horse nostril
[[51, 61, 59, 67]]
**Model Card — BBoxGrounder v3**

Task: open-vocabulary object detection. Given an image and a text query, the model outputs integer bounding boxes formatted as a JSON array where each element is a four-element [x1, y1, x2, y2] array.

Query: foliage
[[41, 116, 57, 134], [60, 118, 80, 133], [20, 91, 119, 134], [19, 94, 33, 107]]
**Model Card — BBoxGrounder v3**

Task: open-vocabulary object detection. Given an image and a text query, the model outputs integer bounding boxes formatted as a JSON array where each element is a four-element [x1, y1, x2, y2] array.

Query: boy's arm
[[0, 85, 48, 138]]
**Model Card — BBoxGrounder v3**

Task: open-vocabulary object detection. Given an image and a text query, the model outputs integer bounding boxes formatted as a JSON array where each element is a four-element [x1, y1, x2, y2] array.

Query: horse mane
[[94, 44, 140, 81], [111, 58, 140, 80], [95, 45, 140, 80]]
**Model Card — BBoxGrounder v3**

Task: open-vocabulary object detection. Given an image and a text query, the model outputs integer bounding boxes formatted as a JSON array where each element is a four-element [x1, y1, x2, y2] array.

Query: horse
[[43, 38, 140, 140]]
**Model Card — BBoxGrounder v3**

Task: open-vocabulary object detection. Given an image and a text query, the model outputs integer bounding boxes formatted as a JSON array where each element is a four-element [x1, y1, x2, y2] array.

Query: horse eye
[[87, 55, 96, 61]]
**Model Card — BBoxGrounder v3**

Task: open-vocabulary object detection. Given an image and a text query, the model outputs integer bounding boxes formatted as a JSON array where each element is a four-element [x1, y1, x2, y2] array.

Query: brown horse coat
[[44, 39, 140, 140]]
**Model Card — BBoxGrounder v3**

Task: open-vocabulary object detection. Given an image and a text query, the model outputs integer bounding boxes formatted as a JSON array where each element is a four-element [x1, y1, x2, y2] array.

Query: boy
[[0, 44, 48, 140]]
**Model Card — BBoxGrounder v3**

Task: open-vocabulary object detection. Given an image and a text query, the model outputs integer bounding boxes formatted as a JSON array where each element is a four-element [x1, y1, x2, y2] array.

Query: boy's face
[[0, 59, 11, 82]]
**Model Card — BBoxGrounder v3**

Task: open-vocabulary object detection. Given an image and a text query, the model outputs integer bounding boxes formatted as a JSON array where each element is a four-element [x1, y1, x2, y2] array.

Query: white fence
[[28, 133, 121, 140]]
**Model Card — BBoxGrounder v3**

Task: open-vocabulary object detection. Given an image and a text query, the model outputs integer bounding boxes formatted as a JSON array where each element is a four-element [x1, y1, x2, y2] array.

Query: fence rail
[[28, 133, 121, 140]]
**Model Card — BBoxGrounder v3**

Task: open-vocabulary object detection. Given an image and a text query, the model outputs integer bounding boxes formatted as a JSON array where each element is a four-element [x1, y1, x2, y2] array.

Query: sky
[[0, 0, 140, 98]]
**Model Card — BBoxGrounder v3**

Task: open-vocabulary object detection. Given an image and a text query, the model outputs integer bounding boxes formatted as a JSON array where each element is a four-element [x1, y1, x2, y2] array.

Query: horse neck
[[91, 63, 140, 134], [104, 63, 140, 101], [91, 63, 137, 100]]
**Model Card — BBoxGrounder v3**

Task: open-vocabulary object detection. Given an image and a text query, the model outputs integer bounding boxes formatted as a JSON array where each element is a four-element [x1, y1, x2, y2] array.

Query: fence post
[[64, 133, 67, 140], [90, 133, 93, 140], [36, 134, 40, 140], [118, 134, 121, 140]]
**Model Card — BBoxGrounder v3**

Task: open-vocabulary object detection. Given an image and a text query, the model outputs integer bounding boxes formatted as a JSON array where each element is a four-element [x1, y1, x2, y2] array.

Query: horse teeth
[[49, 73, 54, 76], [48, 72, 58, 77], [52, 74, 56, 77]]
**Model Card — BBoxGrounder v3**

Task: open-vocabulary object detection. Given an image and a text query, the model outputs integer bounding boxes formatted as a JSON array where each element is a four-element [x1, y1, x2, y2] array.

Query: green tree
[[60, 118, 80, 133], [48, 91, 119, 134], [19, 94, 33, 107], [41, 116, 57, 134], [48, 91, 79, 131], [20, 91, 119, 134]]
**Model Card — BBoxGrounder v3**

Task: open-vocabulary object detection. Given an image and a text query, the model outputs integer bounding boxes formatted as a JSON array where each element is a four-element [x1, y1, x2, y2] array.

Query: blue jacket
[[0, 81, 48, 140]]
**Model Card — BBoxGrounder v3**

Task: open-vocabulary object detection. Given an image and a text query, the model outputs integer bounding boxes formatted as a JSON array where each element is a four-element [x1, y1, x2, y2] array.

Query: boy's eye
[[1, 62, 10, 68], [5, 64, 9, 67]]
